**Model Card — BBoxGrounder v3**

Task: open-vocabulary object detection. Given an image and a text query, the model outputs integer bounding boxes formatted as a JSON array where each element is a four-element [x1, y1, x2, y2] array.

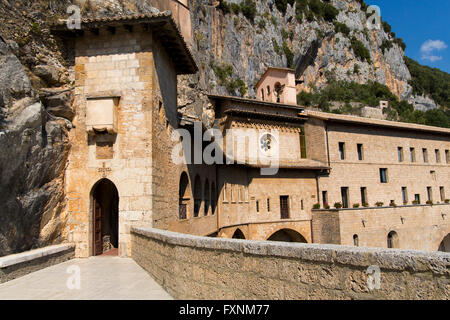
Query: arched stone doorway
[[232, 228, 246, 239], [267, 229, 307, 243], [438, 234, 450, 252], [91, 179, 119, 256]]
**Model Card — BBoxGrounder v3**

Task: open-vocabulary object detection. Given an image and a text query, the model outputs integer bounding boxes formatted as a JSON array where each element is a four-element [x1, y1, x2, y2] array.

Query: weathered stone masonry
[[131, 227, 450, 300]]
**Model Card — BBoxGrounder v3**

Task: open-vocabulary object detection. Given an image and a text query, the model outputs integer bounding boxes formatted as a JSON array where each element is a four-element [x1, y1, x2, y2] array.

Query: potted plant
[[445, 199, 449, 204], [426, 200, 433, 205], [353, 203, 360, 208], [334, 202, 343, 209], [313, 203, 321, 210], [375, 202, 384, 207], [389, 202, 397, 207], [412, 200, 419, 205], [403, 201, 408, 205], [362, 203, 369, 208]]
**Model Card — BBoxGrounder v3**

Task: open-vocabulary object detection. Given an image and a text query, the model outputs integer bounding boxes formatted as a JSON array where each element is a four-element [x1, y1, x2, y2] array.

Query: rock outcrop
[[0, 15, 73, 256]]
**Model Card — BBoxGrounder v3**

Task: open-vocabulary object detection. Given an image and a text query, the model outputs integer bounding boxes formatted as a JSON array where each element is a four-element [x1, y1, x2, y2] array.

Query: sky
[[366, 0, 450, 73]]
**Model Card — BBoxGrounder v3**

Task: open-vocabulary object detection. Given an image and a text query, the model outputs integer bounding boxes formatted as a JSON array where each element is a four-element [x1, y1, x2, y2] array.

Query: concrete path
[[0, 256, 172, 300]]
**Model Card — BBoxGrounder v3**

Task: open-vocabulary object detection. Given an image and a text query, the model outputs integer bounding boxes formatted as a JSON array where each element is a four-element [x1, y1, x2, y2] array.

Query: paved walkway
[[0, 256, 172, 300]]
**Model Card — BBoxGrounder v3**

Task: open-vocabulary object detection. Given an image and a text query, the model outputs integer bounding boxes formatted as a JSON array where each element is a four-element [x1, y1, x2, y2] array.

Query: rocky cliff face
[[0, 0, 74, 255], [181, 0, 414, 114]]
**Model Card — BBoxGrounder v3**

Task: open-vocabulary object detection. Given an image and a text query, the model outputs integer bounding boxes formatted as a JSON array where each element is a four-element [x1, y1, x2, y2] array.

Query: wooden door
[[93, 200, 102, 255], [280, 196, 289, 219]]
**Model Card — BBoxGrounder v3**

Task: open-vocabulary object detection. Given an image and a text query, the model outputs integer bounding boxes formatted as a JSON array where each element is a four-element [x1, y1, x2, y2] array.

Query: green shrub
[[257, 19, 266, 29], [334, 22, 350, 37], [282, 42, 295, 68], [313, 203, 321, 209], [426, 200, 433, 205], [271, 16, 278, 26], [353, 64, 360, 74], [274, 0, 295, 14], [240, 0, 257, 22], [281, 29, 289, 40], [375, 202, 384, 207], [324, 203, 330, 209], [380, 39, 393, 53], [334, 202, 343, 209], [272, 38, 282, 55], [362, 203, 369, 208], [394, 37, 406, 51], [353, 203, 360, 208], [351, 37, 372, 63]]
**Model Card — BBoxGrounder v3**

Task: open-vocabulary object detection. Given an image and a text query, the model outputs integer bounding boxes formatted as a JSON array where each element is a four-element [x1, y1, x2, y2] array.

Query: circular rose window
[[259, 133, 277, 156]]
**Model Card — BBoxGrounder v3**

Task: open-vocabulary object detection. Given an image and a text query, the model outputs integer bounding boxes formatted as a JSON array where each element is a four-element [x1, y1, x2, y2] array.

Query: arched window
[[261, 89, 265, 100], [193, 175, 202, 217], [179, 172, 190, 220], [353, 234, 359, 247], [267, 85, 271, 95], [211, 182, 217, 215], [387, 231, 399, 248], [204, 179, 210, 216]]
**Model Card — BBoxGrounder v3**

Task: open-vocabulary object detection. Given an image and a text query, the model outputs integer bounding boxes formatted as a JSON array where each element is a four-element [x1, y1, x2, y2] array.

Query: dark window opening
[[280, 196, 290, 219], [341, 187, 349, 208]]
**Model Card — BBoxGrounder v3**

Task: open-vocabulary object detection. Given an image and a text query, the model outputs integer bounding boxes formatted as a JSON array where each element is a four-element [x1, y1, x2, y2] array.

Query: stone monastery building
[[51, 1, 450, 258]]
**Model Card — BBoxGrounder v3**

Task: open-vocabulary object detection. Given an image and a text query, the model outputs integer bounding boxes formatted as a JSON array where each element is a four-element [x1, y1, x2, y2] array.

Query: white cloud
[[420, 39, 447, 62]]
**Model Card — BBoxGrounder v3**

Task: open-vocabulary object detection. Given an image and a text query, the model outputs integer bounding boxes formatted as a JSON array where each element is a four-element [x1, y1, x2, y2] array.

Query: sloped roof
[[51, 11, 197, 75], [306, 110, 450, 135]]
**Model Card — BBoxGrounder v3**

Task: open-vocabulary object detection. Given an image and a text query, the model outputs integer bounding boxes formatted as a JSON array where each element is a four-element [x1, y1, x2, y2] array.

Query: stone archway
[[232, 228, 246, 239], [91, 179, 119, 256], [267, 229, 307, 243], [438, 234, 450, 252]]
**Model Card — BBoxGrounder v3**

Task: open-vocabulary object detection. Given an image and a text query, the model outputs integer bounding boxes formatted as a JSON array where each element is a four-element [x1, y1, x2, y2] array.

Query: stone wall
[[0, 244, 74, 283], [313, 204, 450, 251], [131, 227, 450, 300]]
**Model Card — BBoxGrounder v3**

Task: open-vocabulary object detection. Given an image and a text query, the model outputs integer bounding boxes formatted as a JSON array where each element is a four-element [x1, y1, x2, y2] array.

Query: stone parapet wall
[[131, 227, 450, 300], [0, 244, 75, 283]]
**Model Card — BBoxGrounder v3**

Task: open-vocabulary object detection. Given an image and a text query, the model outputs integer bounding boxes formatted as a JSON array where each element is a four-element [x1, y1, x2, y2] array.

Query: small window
[[410, 147, 416, 162], [322, 191, 328, 206], [256, 200, 260, 213], [402, 187, 408, 204], [267, 85, 271, 95], [414, 194, 421, 204], [267, 198, 271, 212], [387, 231, 399, 249], [261, 89, 265, 101], [301, 199, 304, 210], [380, 168, 388, 183], [360, 187, 367, 206], [357, 144, 363, 161], [440, 187, 445, 202], [299, 127, 307, 159], [353, 234, 359, 247], [435, 149, 441, 163], [427, 187, 433, 202], [341, 187, 349, 208], [431, 170, 436, 181], [445, 150, 449, 164], [422, 148, 428, 163], [397, 147, 404, 162], [339, 142, 345, 160]]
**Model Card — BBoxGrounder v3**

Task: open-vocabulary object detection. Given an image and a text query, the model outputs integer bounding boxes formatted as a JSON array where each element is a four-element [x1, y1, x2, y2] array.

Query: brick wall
[[131, 227, 450, 300]]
